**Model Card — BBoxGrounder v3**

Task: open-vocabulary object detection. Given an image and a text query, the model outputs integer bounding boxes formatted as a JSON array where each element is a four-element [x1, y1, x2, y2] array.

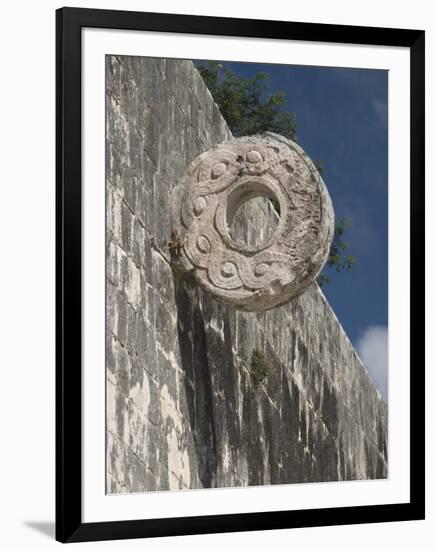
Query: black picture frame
[[56, 6, 425, 543]]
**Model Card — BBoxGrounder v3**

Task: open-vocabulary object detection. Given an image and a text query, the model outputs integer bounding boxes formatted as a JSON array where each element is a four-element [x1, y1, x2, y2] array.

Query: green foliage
[[197, 61, 297, 140], [250, 349, 270, 388], [317, 218, 357, 287], [197, 62, 357, 286], [316, 273, 331, 287]]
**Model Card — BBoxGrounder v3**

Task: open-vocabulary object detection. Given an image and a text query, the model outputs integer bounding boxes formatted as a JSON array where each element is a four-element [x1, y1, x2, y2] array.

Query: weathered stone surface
[[106, 55, 388, 494], [171, 134, 334, 311]]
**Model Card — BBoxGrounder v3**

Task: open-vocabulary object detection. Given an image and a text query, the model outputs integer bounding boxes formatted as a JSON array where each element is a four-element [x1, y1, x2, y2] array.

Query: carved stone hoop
[[171, 132, 334, 312]]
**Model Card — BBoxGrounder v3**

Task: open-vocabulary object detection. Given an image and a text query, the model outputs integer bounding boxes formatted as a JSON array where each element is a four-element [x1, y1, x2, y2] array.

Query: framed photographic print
[[56, 6, 425, 543]]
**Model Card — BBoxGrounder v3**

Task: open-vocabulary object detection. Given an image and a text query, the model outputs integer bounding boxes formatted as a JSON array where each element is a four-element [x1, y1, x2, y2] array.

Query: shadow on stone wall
[[173, 274, 347, 488], [174, 277, 218, 488]]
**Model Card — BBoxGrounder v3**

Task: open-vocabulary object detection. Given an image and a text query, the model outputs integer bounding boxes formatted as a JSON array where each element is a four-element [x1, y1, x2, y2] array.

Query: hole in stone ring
[[227, 185, 281, 249]]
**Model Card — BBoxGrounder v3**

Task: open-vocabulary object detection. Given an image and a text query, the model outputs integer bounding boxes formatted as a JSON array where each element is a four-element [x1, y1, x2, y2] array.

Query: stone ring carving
[[171, 132, 334, 311]]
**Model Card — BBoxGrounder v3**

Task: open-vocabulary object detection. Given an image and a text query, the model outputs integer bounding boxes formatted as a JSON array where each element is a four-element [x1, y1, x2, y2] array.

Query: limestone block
[[171, 133, 335, 311]]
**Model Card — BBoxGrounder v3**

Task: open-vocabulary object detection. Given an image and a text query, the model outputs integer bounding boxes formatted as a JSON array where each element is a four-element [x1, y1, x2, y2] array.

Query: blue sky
[[194, 60, 388, 399]]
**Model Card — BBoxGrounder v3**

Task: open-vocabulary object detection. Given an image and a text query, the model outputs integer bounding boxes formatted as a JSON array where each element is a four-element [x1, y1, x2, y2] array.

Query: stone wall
[[105, 55, 388, 493]]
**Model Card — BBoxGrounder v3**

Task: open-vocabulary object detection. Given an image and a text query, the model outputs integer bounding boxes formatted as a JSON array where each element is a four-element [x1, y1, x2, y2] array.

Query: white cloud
[[356, 325, 388, 401], [372, 98, 387, 130]]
